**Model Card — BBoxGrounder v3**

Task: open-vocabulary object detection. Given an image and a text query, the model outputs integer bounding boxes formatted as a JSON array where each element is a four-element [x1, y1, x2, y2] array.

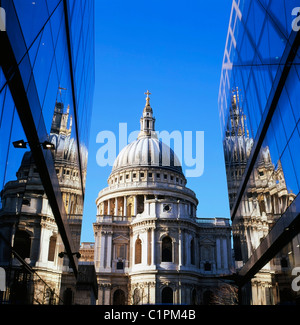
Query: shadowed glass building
[[0, 0, 95, 304], [219, 0, 300, 304]]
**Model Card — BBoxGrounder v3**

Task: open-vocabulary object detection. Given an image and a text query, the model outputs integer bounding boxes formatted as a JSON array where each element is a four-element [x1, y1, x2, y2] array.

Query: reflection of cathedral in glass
[[223, 88, 254, 210], [224, 89, 298, 305], [0, 94, 87, 305]]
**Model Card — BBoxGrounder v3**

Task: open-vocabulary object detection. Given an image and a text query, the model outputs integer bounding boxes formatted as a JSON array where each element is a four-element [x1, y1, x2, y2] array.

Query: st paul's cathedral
[[92, 92, 233, 305]]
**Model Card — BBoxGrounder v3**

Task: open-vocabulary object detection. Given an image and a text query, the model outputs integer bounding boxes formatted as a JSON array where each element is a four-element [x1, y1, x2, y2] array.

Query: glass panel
[[46, 0, 61, 16], [241, 232, 300, 305], [32, 22, 55, 109], [0, 86, 15, 195], [0, 67, 6, 91], [288, 127, 300, 189], [14, 0, 49, 49], [49, 1, 64, 51], [280, 144, 299, 196], [40, 56, 59, 133], [278, 86, 296, 141], [269, 0, 289, 38], [1, 0, 95, 306], [219, 0, 300, 306], [271, 108, 287, 156], [286, 65, 300, 124]]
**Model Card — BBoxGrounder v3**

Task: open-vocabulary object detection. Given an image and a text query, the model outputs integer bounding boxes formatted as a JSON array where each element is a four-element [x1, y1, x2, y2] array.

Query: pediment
[[199, 236, 215, 245], [113, 235, 129, 243]]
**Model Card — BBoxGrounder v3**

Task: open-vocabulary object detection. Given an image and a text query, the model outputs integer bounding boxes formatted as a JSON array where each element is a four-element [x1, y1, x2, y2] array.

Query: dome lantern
[[138, 90, 156, 139], [111, 91, 183, 175]]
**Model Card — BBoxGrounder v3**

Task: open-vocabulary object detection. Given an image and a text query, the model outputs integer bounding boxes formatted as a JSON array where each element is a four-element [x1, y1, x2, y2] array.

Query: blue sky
[[81, 0, 233, 242]]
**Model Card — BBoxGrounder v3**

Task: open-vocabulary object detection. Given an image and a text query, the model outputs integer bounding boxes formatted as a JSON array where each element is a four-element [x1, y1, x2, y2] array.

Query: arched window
[[135, 238, 142, 264], [162, 236, 172, 262], [190, 239, 195, 265], [13, 230, 31, 259], [162, 287, 173, 304], [48, 236, 57, 262], [113, 289, 126, 305]]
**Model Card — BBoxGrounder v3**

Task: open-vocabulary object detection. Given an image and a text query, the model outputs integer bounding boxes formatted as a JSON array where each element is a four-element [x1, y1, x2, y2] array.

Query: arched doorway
[[113, 289, 126, 305], [162, 287, 173, 304]]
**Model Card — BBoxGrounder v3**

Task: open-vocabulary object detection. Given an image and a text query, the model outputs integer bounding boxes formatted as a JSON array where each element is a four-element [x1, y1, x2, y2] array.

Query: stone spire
[[138, 90, 157, 139]]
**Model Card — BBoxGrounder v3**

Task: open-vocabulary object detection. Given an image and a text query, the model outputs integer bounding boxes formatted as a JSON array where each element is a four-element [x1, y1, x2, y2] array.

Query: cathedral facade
[[93, 92, 233, 305]]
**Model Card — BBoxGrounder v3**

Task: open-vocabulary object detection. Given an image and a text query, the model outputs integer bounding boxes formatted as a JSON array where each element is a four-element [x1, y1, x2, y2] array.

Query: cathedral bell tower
[[138, 90, 156, 139]]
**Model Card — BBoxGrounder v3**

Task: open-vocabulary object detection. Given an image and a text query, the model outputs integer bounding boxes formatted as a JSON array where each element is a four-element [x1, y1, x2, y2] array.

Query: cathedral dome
[[112, 136, 183, 174], [111, 91, 183, 175]]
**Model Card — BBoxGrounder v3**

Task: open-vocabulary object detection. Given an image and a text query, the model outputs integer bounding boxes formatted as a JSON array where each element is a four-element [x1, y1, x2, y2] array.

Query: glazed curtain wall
[[219, 0, 300, 304], [0, 0, 94, 276]]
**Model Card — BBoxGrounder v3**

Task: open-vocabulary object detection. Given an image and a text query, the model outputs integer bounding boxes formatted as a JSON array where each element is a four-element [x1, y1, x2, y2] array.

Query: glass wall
[[219, 0, 300, 304], [0, 0, 95, 304]]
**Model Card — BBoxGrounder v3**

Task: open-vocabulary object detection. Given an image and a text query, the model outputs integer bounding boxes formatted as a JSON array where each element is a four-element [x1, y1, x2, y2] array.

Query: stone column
[[134, 196, 137, 215], [94, 231, 99, 269], [107, 200, 111, 215], [39, 226, 50, 264], [100, 232, 106, 270], [222, 238, 228, 270], [106, 232, 112, 270], [147, 229, 151, 266], [38, 226, 46, 263], [124, 196, 127, 216], [151, 228, 155, 266], [227, 235, 232, 269], [98, 286, 104, 305], [216, 238, 221, 271], [178, 228, 182, 267], [185, 231, 189, 265], [104, 285, 111, 305], [115, 198, 118, 216]]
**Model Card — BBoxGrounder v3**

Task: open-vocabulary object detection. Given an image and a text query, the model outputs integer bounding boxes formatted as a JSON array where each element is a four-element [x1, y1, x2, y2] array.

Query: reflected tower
[[0, 90, 89, 304], [223, 89, 297, 304]]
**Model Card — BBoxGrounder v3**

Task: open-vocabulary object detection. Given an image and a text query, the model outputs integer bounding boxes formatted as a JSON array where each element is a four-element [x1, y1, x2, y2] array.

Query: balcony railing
[[95, 215, 230, 227], [98, 181, 196, 197], [95, 215, 134, 223], [195, 217, 230, 227]]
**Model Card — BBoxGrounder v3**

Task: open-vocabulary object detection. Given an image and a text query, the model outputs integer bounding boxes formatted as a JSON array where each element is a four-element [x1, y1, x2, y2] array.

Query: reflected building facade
[[219, 0, 300, 304], [0, 0, 95, 304]]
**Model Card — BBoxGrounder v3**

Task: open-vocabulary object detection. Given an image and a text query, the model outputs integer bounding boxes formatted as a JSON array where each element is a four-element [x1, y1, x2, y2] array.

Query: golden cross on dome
[[145, 90, 151, 106], [145, 90, 151, 98]]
